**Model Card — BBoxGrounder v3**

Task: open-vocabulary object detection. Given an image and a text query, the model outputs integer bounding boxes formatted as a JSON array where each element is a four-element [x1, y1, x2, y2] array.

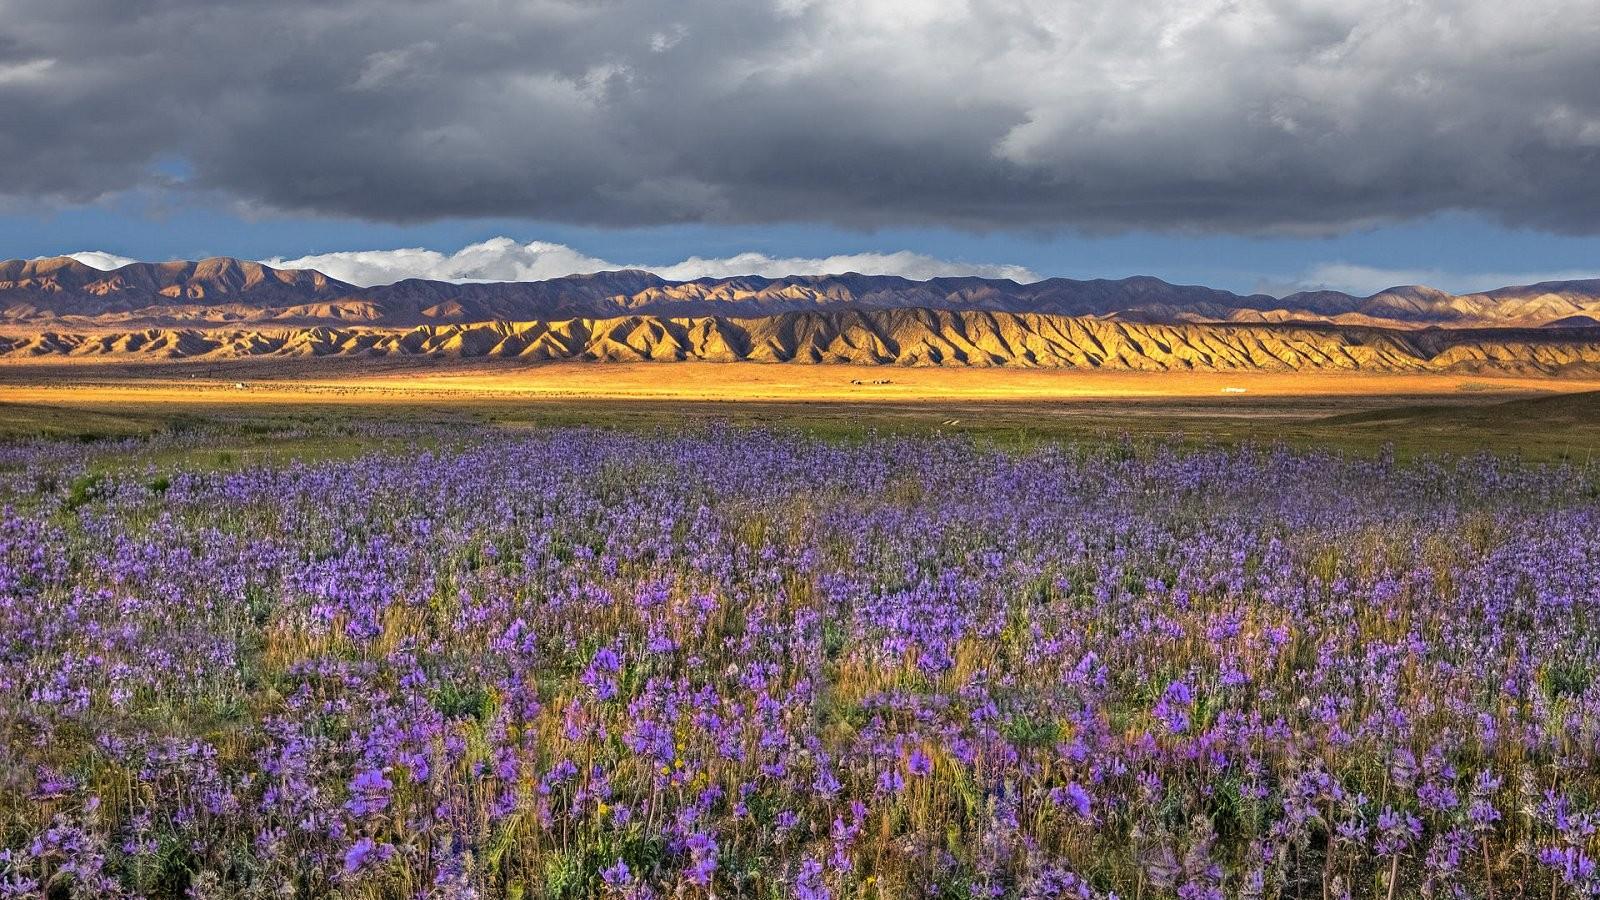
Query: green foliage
[[1001, 713, 1061, 749], [1540, 658, 1595, 700], [432, 679, 492, 722], [541, 849, 588, 899], [528, 830, 668, 899], [821, 619, 848, 660], [64, 472, 106, 511]]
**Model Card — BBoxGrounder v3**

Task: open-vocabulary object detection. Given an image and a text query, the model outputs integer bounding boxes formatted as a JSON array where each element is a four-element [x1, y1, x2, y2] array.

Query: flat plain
[[4, 360, 1600, 460]]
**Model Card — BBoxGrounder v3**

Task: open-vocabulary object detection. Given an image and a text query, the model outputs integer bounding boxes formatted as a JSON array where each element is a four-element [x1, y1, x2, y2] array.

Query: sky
[[3, 0, 1598, 296]]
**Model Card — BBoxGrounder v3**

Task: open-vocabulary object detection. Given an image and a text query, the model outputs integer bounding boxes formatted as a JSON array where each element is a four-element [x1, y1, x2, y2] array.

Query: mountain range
[[2, 256, 1598, 373], [6, 255, 1600, 330]]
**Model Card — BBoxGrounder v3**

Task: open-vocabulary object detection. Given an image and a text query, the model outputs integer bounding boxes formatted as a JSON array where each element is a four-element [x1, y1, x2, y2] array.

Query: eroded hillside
[[5, 309, 1599, 374]]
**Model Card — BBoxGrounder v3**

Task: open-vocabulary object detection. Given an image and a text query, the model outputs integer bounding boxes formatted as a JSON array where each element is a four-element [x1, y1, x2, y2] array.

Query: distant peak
[[25, 256, 100, 273]]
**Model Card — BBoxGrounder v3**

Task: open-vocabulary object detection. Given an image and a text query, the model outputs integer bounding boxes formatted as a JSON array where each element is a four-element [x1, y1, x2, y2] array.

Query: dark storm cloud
[[3, 0, 1599, 233]]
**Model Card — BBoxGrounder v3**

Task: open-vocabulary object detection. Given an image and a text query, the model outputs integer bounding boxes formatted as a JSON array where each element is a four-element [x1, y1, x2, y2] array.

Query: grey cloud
[[2, 0, 1598, 233]]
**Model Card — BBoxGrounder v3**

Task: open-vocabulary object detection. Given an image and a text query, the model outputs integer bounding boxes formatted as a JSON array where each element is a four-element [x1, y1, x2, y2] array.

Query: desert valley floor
[[4, 360, 1600, 460]]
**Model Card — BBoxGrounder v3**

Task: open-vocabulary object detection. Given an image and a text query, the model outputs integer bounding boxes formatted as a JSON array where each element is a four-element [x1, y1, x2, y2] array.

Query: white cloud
[[265, 237, 1038, 286], [0, 58, 54, 86], [351, 42, 437, 91], [45, 250, 138, 271], [648, 24, 688, 52], [267, 238, 615, 285], [1284, 262, 1600, 297], [648, 250, 1035, 282]]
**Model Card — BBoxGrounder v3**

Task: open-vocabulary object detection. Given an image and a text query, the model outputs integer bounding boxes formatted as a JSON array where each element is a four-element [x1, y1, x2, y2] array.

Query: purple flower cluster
[[1, 426, 1599, 898]]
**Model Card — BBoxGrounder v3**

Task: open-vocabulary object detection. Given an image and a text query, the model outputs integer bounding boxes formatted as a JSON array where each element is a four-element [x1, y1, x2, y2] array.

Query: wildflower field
[[2, 426, 1598, 898]]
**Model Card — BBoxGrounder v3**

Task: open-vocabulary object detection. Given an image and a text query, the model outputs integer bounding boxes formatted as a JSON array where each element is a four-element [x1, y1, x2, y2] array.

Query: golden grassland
[[2, 359, 1600, 460], [5, 358, 1598, 401]]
